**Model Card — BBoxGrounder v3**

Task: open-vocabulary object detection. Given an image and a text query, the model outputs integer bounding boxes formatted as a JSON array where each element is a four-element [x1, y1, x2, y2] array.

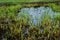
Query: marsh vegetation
[[0, 3, 60, 40]]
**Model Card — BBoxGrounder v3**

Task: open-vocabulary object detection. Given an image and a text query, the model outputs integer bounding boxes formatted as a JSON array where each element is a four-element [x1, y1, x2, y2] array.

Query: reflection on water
[[17, 7, 60, 25]]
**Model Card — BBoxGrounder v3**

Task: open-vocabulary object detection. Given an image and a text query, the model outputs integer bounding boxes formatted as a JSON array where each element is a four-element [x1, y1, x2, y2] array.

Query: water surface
[[17, 7, 60, 25]]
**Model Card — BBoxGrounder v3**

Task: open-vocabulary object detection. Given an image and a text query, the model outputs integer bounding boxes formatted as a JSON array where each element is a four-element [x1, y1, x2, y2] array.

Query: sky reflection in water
[[18, 7, 60, 25]]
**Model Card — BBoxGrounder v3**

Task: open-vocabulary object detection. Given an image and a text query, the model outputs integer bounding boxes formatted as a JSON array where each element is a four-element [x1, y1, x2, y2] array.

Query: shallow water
[[17, 7, 60, 26]]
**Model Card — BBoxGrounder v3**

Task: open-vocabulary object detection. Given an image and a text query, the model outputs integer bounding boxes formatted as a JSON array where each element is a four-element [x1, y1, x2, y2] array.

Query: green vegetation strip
[[0, 0, 60, 3], [0, 3, 60, 12]]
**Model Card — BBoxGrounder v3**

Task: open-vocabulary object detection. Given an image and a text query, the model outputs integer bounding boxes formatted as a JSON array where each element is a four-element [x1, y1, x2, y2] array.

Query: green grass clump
[[48, 3, 60, 12]]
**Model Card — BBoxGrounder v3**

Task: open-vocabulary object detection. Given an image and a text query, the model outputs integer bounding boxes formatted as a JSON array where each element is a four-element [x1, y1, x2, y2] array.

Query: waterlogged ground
[[0, 6, 60, 40], [17, 7, 60, 25]]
